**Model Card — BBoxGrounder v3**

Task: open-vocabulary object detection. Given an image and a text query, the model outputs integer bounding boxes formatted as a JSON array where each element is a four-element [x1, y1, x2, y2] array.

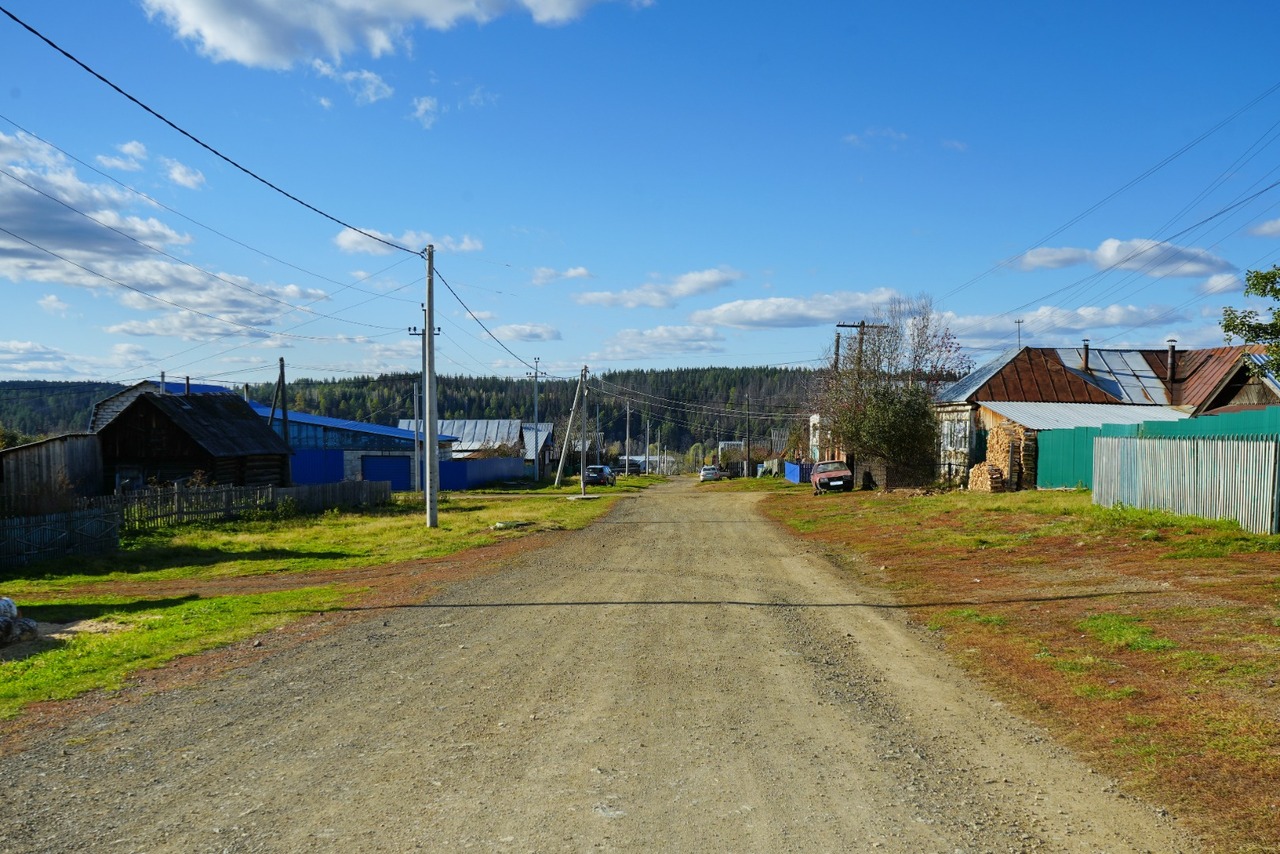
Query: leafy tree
[[812, 294, 964, 474], [1222, 265, 1280, 374]]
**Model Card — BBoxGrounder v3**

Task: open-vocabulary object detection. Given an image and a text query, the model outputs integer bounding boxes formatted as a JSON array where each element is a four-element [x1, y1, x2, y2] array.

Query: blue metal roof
[[248, 402, 443, 441]]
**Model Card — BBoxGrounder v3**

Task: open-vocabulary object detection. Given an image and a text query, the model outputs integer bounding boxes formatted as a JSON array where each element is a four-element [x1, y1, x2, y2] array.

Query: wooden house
[[97, 392, 291, 490]]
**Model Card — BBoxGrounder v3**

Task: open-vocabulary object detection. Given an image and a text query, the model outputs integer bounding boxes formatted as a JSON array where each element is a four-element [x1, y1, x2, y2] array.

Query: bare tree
[[810, 294, 970, 479]]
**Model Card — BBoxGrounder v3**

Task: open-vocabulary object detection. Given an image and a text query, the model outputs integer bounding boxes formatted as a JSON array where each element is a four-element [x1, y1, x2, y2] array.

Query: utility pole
[[625, 400, 631, 475], [833, 330, 842, 371], [645, 418, 650, 476], [528, 357, 542, 481], [424, 246, 439, 527], [579, 367, 589, 495], [554, 368, 585, 487], [746, 393, 751, 478], [595, 400, 601, 465]]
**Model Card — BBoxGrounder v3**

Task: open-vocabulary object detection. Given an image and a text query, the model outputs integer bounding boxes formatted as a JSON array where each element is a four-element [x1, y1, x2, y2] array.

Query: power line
[[0, 4, 421, 257]]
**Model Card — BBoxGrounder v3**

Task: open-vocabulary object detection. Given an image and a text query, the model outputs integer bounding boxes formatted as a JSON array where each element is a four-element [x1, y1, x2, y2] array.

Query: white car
[[699, 465, 721, 482]]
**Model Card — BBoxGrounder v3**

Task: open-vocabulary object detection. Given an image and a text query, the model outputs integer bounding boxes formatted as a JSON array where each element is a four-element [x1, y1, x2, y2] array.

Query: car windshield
[[814, 462, 845, 473]]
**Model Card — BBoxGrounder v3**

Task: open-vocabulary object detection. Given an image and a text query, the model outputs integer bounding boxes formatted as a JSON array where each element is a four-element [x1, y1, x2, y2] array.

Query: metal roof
[[521, 423, 554, 460], [1055, 348, 1171, 404], [248, 402, 430, 441], [937, 348, 1020, 402], [399, 419, 517, 449], [979, 401, 1190, 431]]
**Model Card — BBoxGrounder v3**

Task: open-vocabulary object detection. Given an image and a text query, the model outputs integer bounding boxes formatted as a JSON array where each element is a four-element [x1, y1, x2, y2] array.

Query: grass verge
[[0, 486, 624, 719], [758, 483, 1280, 853]]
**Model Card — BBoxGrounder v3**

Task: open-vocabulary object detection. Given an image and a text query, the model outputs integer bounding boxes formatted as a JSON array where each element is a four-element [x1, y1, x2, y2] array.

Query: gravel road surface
[[1, 479, 1198, 852]]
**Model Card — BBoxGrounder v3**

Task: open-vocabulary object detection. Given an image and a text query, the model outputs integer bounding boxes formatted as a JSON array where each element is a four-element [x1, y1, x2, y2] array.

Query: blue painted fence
[[784, 461, 813, 484]]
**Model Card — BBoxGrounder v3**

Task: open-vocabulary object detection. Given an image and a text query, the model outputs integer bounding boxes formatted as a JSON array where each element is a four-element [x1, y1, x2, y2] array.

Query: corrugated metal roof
[[413, 419, 522, 450], [249, 402, 422, 441], [937, 348, 1020, 402], [979, 401, 1190, 431], [521, 423, 554, 460]]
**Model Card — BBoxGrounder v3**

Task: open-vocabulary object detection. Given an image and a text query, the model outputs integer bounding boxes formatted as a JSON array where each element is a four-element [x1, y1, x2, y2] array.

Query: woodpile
[[971, 420, 1039, 492], [967, 463, 1005, 492]]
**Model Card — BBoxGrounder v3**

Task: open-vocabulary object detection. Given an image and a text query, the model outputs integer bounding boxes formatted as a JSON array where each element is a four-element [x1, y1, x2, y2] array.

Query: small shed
[[0, 433, 103, 514], [98, 393, 291, 490]]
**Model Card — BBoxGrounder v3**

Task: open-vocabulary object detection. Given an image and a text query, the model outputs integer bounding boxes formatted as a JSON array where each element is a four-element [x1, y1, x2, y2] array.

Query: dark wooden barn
[[97, 392, 291, 490]]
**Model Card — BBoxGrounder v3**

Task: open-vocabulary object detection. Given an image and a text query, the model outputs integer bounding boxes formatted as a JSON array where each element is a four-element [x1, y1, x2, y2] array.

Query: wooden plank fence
[[1, 480, 392, 568], [1093, 436, 1280, 534]]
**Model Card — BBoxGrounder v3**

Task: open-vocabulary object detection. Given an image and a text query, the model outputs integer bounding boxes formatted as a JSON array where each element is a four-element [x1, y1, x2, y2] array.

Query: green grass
[[0, 487, 627, 718], [0, 588, 345, 719], [1077, 613, 1177, 652]]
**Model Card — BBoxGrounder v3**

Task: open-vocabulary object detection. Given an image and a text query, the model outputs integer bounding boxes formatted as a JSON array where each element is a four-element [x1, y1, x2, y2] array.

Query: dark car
[[810, 460, 854, 494], [583, 465, 616, 486]]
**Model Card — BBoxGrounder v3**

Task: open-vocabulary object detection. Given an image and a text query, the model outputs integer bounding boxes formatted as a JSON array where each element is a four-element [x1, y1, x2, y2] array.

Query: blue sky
[[3, 1, 1280, 388]]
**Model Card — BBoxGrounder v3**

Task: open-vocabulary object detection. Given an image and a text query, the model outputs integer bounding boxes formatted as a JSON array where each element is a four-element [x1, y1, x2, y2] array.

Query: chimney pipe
[[160, 371, 165, 393], [184, 376, 190, 396], [1082, 339, 1090, 372], [1167, 338, 1177, 399]]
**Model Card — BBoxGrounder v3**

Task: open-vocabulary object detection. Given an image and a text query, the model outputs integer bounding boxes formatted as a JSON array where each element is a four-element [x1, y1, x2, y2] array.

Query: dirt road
[[2, 480, 1199, 852]]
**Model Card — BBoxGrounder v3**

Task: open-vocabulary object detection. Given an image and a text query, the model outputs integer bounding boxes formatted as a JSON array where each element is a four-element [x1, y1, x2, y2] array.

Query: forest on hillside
[[247, 366, 817, 454], [0, 367, 818, 454]]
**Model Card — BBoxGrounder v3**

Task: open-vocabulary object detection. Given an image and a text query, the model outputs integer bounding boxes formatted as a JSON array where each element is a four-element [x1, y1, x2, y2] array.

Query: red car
[[810, 460, 854, 494]]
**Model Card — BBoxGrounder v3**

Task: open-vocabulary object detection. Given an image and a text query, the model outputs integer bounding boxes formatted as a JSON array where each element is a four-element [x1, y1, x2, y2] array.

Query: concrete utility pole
[[625, 400, 631, 475], [424, 245, 439, 527], [412, 382, 420, 491], [555, 368, 585, 487]]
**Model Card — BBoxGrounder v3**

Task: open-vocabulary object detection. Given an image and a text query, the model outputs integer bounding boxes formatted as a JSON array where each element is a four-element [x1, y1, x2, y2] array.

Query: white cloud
[[1017, 238, 1235, 278], [941, 139, 968, 152], [163, 158, 206, 189], [593, 325, 725, 361], [1200, 273, 1242, 295], [576, 266, 741, 309], [494, 323, 561, 342], [334, 227, 482, 255], [688, 289, 899, 329], [313, 59, 393, 104], [0, 340, 72, 373], [96, 140, 148, 171], [38, 294, 69, 315], [951, 304, 1184, 346], [843, 127, 909, 147], [1249, 218, 1280, 238], [142, 0, 627, 69], [532, 265, 592, 285], [412, 96, 440, 129]]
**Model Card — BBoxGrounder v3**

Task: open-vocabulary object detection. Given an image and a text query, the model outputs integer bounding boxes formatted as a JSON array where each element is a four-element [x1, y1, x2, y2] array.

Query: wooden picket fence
[[1, 480, 392, 568]]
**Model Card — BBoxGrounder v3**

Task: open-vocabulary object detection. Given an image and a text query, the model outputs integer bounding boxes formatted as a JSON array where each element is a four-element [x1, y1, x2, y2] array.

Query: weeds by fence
[[1, 480, 392, 569]]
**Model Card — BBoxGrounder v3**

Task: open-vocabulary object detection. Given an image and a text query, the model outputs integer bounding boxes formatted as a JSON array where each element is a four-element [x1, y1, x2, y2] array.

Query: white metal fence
[[1093, 436, 1280, 534]]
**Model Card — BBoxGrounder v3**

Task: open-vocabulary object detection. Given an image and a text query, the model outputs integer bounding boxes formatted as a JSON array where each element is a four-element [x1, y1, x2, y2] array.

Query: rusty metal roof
[[940, 344, 1279, 410]]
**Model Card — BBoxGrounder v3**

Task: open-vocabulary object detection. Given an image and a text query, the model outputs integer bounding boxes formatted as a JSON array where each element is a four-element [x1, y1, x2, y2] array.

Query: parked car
[[811, 459, 854, 494], [699, 465, 721, 482], [583, 465, 616, 486]]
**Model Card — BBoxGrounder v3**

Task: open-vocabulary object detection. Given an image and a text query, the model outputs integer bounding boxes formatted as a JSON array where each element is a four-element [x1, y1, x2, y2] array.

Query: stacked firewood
[[970, 420, 1039, 492], [967, 463, 1005, 492]]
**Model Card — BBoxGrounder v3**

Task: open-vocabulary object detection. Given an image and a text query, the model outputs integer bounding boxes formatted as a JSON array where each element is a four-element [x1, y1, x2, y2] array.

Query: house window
[[941, 418, 970, 451]]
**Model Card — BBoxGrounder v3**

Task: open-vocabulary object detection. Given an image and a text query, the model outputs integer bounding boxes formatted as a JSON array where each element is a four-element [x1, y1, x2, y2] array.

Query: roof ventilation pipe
[[1082, 338, 1090, 372], [185, 376, 190, 397], [1167, 338, 1177, 404]]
